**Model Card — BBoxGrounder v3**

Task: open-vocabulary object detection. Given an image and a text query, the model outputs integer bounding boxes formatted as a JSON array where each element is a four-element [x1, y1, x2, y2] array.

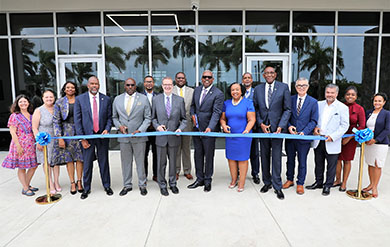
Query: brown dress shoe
[[296, 185, 304, 195], [184, 173, 193, 180], [152, 176, 157, 182], [282, 180, 294, 189], [176, 173, 179, 181]]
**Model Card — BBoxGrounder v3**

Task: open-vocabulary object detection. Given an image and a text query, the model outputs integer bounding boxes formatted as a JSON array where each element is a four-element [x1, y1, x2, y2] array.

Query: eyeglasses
[[296, 84, 309, 88], [162, 84, 173, 87], [125, 84, 136, 87], [202, 76, 213, 79]]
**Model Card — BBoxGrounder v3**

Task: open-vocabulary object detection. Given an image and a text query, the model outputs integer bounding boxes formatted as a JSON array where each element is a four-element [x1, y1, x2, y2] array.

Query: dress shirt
[[88, 92, 99, 117], [366, 113, 378, 131], [177, 86, 186, 97], [265, 81, 274, 109], [145, 91, 153, 106], [164, 93, 172, 110], [296, 94, 307, 108], [199, 85, 213, 105], [245, 87, 252, 98], [124, 92, 136, 112]]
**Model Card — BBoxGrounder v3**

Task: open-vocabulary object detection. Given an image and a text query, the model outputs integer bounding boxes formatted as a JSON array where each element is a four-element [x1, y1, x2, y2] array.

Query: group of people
[[2, 66, 390, 200]]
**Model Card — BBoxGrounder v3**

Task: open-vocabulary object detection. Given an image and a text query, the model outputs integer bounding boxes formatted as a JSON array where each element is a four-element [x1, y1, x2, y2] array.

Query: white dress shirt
[[296, 94, 307, 109], [124, 92, 136, 112], [265, 81, 274, 109], [88, 92, 99, 116], [199, 85, 213, 105], [145, 91, 153, 106]]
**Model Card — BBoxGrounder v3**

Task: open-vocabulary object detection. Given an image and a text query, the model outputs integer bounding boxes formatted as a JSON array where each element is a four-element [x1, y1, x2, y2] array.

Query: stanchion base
[[35, 194, 62, 205], [346, 190, 373, 200]]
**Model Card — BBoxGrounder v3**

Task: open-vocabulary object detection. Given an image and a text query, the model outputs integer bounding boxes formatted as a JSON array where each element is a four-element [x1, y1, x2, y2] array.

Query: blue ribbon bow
[[35, 132, 51, 146], [352, 127, 374, 144]]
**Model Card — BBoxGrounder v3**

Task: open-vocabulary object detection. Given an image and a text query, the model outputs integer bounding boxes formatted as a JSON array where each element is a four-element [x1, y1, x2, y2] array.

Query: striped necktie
[[267, 84, 272, 108], [297, 98, 302, 116]]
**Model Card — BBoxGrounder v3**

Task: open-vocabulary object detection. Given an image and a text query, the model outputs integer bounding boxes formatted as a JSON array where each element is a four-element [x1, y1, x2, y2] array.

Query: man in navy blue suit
[[253, 66, 291, 200], [74, 76, 113, 199], [282, 78, 318, 195]]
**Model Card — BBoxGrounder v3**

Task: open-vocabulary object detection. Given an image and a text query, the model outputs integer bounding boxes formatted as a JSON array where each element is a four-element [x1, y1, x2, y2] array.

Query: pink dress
[[2, 113, 38, 169]]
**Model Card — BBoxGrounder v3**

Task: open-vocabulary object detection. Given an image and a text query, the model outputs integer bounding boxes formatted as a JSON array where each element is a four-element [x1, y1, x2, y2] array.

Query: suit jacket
[[74, 92, 112, 136], [173, 85, 194, 132], [253, 81, 291, 132], [190, 85, 224, 132], [366, 109, 390, 144], [112, 92, 151, 143], [141, 90, 158, 130], [288, 94, 318, 143], [312, 99, 349, 154], [152, 94, 187, 147]]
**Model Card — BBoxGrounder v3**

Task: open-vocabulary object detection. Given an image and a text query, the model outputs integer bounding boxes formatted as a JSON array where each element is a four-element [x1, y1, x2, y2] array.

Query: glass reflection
[[379, 37, 390, 109], [199, 11, 242, 32], [293, 11, 335, 33], [0, 14, 7, 35], [0, 40, 12, 128], [12, 38, 56, 109], [245, 11, 289, 33], [246, 36, 289, 53], [338, 12, 379, 34], [104, 11, 148, 34], [10, 13, 53, 35], [65, 62, 97, 94], [152, 11, 195, 33], [57, 12, 101, 34], [58, 37, 101, 54], [383, 12, 390, 33], [0, 132, 12, 151]]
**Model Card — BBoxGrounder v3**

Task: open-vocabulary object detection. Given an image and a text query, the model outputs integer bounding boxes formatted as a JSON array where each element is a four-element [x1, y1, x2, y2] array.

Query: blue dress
[[223, 98, 255, 161]]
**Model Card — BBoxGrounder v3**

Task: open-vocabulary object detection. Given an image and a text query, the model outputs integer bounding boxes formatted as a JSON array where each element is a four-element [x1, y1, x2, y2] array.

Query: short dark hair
[[373, 92, 388, 102], [144, 75, 154, 82], [10, 94, 34, 114], [61, 81, 79, 97], [175, 72, 186, 78], [228, 82, 246, 97], [345, 85, 358, 95]]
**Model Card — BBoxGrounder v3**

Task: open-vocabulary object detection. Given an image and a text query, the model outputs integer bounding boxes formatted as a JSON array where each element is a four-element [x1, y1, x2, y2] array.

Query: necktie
[[180, 88, 183, 97], [267, 84, 272, 108], [166, 96, 171, 118], [245, 90, 250, 98], [297, 98, 302, 116], [93, 96, 99, 133], [126, 95, 132, 115], [200, 89, 207, 105]]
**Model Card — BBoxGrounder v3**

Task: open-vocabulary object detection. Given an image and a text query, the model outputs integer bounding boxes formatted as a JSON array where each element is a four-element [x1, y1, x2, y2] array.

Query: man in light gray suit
[[112, 78, 151, 196], [173, 72, 194, 181], [152, 77, 187, 196]]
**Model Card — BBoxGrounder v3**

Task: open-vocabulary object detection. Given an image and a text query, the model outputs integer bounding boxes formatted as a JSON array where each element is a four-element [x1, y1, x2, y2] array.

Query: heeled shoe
[[50, 189, 57, 195], [70, 181, 77, 195], [237, 187, 244, 192], [228, 182, 237, 189], [77, 180, 84, 193], [55, 185, 62, 192]]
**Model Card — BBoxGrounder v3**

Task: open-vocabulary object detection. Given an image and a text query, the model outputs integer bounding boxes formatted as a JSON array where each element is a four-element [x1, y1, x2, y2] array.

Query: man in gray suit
[[112, 78, 151, 196], [152, 77, 187, 196], [173, 72, 194, 181]]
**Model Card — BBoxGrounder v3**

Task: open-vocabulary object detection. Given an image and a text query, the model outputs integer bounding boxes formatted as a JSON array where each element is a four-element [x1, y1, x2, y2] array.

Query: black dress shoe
[[140, 187, 148, 196], [160, 188, 169, 196], [322, 187, 330, 196], [260, 184, 272, 193], [274, 190, 285, 200], [187, 180, 204, 189], [204, 184, 211, 192], [104, 187, 114, 196], [119, 187, 132, 196], [305, 182, 323, 190], [253, 176, 260, 184], [80, 190, 90, 200], [170, 186, 179, 194]]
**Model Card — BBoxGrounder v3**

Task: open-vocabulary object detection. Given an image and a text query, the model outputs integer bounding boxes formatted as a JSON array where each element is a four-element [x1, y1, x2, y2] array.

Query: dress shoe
[[176, 173, 179, 180], [260, 184, 272, 193], [184, 173, 193, 180], [187, 180, 204, 189], [339, 186, 346, 192], [70, 181, 77, 195], [282, 180, 294, 189], [140, 187, 148, 196], [104, 187, 114, 196], [160, 188, 169, 196], [119, 187, 132, 196], [170, 186, 179, 194], [152, 176, 158, 182], [274, 190, 285, 200], [305, 182, 323, 190], [296, 185, 304, 195], [80, 190, 90, 200], [76, 180, 84, 193], [252, 176, 260, 184], [204, 184, 211, 192], [322, 187, 330, 196]]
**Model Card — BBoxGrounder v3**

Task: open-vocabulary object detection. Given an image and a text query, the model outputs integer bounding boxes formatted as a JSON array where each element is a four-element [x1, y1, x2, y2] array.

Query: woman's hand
[[342, 136, 353, 145], [366, 139, 376, 145], [58, 139, 65, 149], [16, 144, 23, 156], [242, 129, 249, 134], [222, 125, 231, 133], [37, 143, 43, 151]]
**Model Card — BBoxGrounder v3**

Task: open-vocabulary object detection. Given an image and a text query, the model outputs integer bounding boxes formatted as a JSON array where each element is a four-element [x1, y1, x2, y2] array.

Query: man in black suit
[[253, 66, 291, 200], [188, 70, 224, 192]]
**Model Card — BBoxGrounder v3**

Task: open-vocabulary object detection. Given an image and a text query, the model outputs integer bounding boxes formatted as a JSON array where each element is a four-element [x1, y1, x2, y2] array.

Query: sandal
[[70, 181, 77, 195], [22, 188, 35, 196], [228, 182, 237, 189], [29, 185, 39, 192], [77, 180, 84, 193], [237, 187, 244, 192]]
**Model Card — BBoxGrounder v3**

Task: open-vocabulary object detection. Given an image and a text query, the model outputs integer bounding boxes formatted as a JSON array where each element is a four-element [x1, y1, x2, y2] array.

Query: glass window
[[199, 11, 242, 32], [10, 13, 53, 35], [338, 12, 379, 34], [151, 36, 196, 87], [57, 12, 101, 35], [0, 14, 7, 35], [383, 12, 390, 34], [0, 132, 12, 151], [336, 36, 378, 110], [291, 36, 334, 100], [58, 37, 101, 54], [152, 11, 195, 33], [293, 11, 335, 33], [379, 37, 390, 109], [246, 36, 289, 53], [246, 11, 289, 33], [0, 40, 13, 128], [104, 11, 148, 34], [105, 36, 149, 97], [199, 35, 242, 97], [12, 38, 56, 109]]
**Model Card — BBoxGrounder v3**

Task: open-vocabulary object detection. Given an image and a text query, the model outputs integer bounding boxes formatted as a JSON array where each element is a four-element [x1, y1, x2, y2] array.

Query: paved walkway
[[0, 149, 389, 247]]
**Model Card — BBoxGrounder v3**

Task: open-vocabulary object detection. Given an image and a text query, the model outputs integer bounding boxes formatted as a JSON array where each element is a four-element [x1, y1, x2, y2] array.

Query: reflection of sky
[[58, 37, 101, 54]]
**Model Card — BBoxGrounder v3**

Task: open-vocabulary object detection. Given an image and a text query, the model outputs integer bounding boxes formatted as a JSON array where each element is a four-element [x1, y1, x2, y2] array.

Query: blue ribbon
[[35, 131, 51, 146], [352, 128, 374, 144]]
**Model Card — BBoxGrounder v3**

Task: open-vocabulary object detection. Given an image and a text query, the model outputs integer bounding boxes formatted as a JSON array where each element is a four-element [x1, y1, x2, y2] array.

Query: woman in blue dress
[[220, 83, 256, 192]]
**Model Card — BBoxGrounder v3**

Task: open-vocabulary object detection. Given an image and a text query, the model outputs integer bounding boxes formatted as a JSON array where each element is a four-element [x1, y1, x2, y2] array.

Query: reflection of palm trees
[[64, 26, 86, 54], [225, 35, 242, 83], [173, 30, 195, 71], [21, 39, 37, 77], [71, 63, 94, 86], [37, 50, 56, 87], [98, 44, 126, 74]]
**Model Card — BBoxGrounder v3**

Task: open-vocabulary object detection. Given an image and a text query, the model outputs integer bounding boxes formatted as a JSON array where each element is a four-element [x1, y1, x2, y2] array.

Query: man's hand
[[366, 139, 376, 145], [288, 126, 297, 134], [325, 136, 333, 142], [119, 125, 127, 134], [132, 130, 141, 135], [222, 125, 231, 133], [101, 130, 109, 135], [260, 123, 271, 134], [157, 125, 166, 132], [175, 129, 182, 136], [81, 139, 90, 149], [191, 115, 197, 128], [58, 139, 66, 149], [313, 127, 321, 136], [274, 127, 282, 134], [204, 127, 211, 133]]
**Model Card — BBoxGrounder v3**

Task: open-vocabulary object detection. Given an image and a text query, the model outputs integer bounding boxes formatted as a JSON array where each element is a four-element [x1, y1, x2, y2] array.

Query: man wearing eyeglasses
[[253, 66, 291, 200], [112, 78, 151, 196], [282, 78, 318, 195], [188, 70, 224, 192], [173, 72, 194, 181]]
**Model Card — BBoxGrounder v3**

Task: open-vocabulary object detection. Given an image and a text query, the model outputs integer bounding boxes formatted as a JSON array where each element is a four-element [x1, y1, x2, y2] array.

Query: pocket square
[[334, 113, 338, 115]]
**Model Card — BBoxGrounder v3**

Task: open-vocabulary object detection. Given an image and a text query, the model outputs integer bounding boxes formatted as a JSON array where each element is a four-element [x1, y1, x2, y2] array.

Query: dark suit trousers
[[285, 140, 311, 185], [193, 136, 216, 185], [314, 140, 339, 188], [250, 138, 260, 177], [145, 135, 157, 178], [156, 145, 178, 189], [82, 138, 111, 192], [260, 138, 283, 190]]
